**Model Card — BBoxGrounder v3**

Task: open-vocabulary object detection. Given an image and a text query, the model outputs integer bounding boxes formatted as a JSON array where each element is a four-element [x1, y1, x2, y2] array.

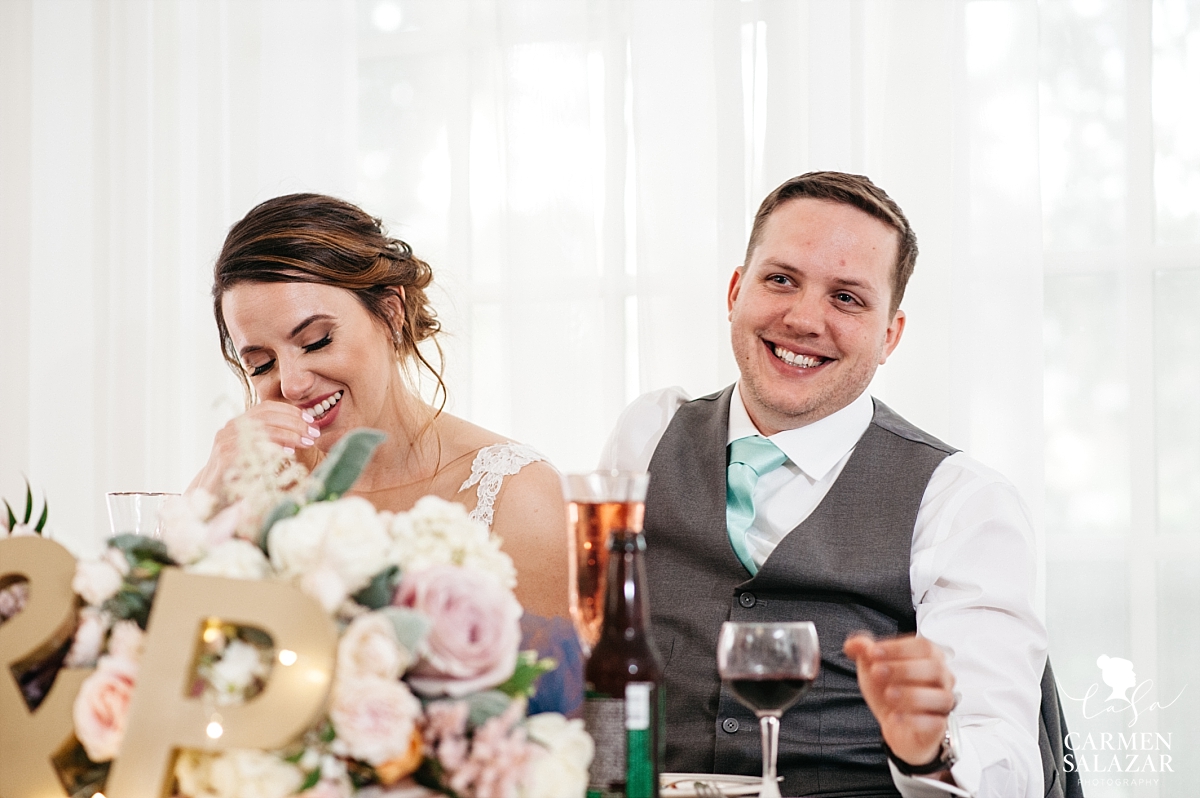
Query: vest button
[[739, 592, 756, 608], [722, 717, 739, 733]]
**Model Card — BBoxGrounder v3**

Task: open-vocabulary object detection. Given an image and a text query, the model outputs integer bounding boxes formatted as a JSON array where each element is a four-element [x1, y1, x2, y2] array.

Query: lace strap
[[459, 442, 546, 528]]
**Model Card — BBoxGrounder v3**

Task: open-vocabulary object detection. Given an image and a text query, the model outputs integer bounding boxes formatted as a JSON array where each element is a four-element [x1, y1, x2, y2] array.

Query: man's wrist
[[883, 717, 960, 776]]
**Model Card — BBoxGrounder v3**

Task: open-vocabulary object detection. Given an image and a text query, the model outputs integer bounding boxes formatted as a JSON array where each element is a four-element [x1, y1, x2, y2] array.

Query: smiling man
[[601, 173, 1049, 798]]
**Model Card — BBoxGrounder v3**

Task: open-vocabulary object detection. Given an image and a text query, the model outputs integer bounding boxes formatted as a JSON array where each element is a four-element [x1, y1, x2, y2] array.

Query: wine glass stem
[[759, 714, 782, 798]]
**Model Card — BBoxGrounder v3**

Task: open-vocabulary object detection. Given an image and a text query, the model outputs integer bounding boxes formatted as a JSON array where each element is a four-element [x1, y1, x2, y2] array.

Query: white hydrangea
[[386, 496, 516, 590]]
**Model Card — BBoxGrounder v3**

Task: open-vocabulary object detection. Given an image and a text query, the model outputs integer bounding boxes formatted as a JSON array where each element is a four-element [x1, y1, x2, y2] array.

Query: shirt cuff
[[891, 733, 980, 798], [889, 760, 973, 798]]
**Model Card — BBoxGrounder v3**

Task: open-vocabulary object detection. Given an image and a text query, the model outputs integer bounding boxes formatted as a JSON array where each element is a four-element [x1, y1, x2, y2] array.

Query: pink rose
[[329, 676, 421, 766], [392, 565, 522, 697], [72, 656, 137, 762]]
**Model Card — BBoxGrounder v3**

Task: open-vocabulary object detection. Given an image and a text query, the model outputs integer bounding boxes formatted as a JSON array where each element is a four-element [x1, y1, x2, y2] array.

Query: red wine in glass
[[718, 622, 820, 798], [728, 676, 814, 715]]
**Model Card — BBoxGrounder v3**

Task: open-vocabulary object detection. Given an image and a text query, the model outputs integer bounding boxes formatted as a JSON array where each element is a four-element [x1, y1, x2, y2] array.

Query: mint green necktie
[[726, 436, 788, 576]]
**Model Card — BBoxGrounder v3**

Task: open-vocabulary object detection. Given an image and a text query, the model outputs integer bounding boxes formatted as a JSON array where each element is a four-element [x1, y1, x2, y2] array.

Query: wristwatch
[[883, 714, 960, 776]]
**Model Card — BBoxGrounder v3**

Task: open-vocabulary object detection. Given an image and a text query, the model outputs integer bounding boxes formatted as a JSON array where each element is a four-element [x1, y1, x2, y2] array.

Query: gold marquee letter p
[[104, 569, 338, 798]]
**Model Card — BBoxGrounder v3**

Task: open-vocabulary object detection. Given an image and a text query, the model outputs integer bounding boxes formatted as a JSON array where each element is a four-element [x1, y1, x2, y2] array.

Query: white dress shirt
[[599, 385, 1048, 798]]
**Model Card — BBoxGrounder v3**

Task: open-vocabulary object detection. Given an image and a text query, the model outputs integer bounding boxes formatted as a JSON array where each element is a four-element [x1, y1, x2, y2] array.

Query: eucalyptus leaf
[[104, 588, 151, 629], [306, 428, 386, 502], [378, 606, 431, 654], [465, 690, 513, 728], [259, 497, 301, 552], [352, 565, 400, 610], [109, 534, 172, 564], [299, 768, 321, 793], [240, 626, 273, 649], [494, 650, 557, 698]]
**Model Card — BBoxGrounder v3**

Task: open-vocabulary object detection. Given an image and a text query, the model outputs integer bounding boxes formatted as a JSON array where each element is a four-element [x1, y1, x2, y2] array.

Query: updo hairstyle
[[212, 193, 445, 406]]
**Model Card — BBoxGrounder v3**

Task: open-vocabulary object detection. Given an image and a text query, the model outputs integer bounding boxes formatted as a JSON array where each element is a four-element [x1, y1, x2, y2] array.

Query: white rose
[[267, 507, 327, 578], [329, 675, 421, 766], [337, 612, 412, 682], [203, 639, 269, 705], [269, 497, 391, 594], [73, 557, 125, 606], [299, 564, 349, 615], [65, 607, 111, 668], [315, 497, 392, 590], [176, 749, 303, 798], [7, 522, 38, 537], [107, 620, 145, 666], [523, 714, 593, 798], [189, 540, 270, 580]]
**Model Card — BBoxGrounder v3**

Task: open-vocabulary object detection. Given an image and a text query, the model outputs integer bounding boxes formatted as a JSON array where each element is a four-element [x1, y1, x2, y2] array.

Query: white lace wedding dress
[[457, 442, 546, 528], [456, 441, 583, 716]]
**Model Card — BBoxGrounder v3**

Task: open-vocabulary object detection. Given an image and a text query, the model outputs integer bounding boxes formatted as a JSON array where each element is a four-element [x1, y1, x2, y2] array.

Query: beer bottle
[[583, 528, 665, 798]]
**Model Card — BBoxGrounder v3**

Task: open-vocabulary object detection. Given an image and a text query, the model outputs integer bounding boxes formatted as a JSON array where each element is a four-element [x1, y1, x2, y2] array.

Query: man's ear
[[880, 309, 906, 363], [727, 267, 745, 319]]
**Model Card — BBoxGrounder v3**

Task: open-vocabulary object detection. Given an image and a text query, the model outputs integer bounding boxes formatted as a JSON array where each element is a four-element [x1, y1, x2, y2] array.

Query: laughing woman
[[189, 193, 569, 626]]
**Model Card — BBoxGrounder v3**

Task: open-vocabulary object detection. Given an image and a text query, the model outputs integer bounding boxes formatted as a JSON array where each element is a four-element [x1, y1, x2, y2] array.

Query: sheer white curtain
[[356, 0, 1044, 499], [0, 0, 358, 554], [5, 2, 1197, 793]]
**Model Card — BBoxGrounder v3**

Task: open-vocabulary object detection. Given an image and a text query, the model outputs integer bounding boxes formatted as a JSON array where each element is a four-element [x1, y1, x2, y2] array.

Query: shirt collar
[[728, 385, 874, 482]]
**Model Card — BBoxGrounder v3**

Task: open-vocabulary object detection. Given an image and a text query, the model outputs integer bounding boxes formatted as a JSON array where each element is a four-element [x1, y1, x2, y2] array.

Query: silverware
[[693, 781, 725, 798]]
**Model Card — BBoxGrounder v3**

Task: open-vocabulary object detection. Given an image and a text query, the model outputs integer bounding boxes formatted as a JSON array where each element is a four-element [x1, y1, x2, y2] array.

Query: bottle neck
[[601, 529, 652, 638]]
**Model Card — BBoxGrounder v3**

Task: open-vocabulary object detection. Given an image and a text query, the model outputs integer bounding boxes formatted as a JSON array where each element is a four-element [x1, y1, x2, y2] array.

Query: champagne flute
[[561, 471, 649, 656], [717, 621, 820, 798], [106, 492, 179, 539]]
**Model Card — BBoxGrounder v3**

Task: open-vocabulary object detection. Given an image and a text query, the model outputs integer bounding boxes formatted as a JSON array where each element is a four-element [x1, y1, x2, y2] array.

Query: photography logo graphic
[[1060, 654, 1187, 788]]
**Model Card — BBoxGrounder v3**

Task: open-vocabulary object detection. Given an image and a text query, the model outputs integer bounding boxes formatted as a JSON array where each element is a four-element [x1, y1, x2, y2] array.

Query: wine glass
[[717, 621, 820, 798], [561, 471, 649, 656]]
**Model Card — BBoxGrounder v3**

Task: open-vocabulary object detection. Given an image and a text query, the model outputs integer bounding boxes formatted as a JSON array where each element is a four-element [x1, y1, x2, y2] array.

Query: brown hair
[[213, 193, 445, 408], [744, 171, 918, 313]]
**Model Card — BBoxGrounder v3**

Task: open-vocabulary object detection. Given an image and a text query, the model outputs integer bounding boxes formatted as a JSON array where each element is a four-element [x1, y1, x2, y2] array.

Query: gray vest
[[644, 386, 955, 797]]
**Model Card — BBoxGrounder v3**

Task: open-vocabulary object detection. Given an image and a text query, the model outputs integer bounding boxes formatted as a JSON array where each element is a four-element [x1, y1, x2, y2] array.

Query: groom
[[601, 172, 1047, 797]]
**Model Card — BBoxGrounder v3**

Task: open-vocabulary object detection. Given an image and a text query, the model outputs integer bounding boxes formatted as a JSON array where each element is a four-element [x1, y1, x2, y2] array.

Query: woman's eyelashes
[[246, 335, 332, 377], [303, 334, 333, 353], [250, 358, 275, 377]]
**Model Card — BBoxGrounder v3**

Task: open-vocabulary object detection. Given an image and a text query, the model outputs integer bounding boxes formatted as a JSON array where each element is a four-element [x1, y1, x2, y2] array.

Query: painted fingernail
[[302, 412, 315, 423], [283, 447, 295, 455], [308, 426, 320, 437], [301, 437, 315, 447]]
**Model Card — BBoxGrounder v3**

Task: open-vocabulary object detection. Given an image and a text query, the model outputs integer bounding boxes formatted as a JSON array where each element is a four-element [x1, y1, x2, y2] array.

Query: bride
[[189, 193, 568, 621]]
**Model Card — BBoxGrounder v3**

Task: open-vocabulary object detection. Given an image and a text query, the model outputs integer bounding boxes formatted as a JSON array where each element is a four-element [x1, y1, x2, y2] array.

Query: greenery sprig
[[3, 477, 48, 534]]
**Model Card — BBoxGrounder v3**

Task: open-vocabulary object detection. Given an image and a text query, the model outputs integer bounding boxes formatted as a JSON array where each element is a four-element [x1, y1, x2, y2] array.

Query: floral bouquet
[[9, 423, 591, 798]]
